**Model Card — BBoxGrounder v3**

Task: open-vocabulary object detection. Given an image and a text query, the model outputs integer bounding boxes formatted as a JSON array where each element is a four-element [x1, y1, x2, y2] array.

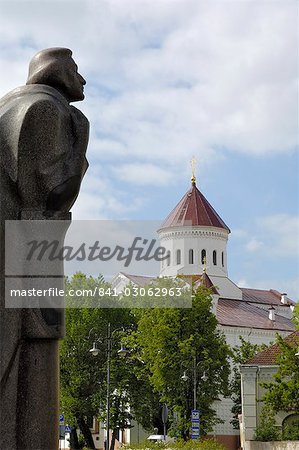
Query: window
[[213, 250, 217, 265], [201, 249, 206, 265], [167, 251, 171, 266], [176, 249, 181, 265], [189, 249, 194, 264], [222, 251, 224, 267]]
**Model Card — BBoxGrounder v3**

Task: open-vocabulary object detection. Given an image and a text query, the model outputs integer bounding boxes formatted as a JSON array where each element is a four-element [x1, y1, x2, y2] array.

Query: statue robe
[[0, 84, 89, 449]]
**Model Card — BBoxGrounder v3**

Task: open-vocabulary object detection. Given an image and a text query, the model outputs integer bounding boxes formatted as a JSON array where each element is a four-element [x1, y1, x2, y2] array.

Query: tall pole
[[193, 355, 197, 410], [106, 323, 111, 450]]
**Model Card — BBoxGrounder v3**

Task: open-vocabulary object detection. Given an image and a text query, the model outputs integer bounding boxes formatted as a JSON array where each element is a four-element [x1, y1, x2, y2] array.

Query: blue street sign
[[65, 425, 72, 433], [191, 410, 200, 420], [59, 414, 64, 424], [191, 423, 200, 440]]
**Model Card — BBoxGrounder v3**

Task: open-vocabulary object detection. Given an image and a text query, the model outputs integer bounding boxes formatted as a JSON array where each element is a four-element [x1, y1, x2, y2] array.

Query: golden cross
[[191, 156, 196, 184]]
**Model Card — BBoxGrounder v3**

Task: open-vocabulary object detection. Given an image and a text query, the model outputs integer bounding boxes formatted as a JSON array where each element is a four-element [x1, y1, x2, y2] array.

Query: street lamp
[[89, 342, 100, 357], [182, 356, 207, 410], [181, 356, 208, 439], [118, 343, 129, 357], [88, 323, 129, 450], [181, 371, 189, 382]]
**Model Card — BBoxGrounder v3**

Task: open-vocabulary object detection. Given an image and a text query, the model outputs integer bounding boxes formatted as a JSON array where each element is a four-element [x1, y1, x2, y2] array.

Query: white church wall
[[158, 226, 229, 278], [221, 326, 291, 349]]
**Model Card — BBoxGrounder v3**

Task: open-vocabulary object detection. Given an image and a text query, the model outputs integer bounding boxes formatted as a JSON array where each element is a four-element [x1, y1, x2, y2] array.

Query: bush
[[124, 438, 226, 450], [282, 421, 299, 440], [254, 406, 281, 442]]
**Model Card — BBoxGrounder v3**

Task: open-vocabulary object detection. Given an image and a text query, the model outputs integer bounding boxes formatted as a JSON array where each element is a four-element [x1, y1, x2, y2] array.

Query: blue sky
[[1, 0, 298, 298]]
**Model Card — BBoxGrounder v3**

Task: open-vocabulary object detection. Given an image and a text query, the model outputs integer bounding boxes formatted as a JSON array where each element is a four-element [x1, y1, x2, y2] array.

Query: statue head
[[26, 47, 86, 102]]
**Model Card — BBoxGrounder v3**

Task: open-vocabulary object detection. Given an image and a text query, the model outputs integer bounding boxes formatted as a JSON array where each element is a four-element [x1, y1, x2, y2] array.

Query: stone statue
[[0, 48, 89, 449]]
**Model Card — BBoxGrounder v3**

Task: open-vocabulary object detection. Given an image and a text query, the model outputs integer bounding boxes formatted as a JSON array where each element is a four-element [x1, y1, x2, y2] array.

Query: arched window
[[213, 250, 217, 265], [167, 251, 171, 266], [189, 249, 194, 264], [201, 249, 206, 265], [176, 249, 181, 265], [222, 251, 224, 267], [282, 414, 299, 438]]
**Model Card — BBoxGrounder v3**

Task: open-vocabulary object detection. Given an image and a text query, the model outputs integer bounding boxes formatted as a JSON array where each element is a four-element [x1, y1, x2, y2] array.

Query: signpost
[[162, 404, 168, 441], [191, 410, 200, 440], [59, 414, 65, 450]]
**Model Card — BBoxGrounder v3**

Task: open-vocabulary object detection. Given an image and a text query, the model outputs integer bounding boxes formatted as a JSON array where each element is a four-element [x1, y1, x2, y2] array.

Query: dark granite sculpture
[[0, 48, 89, 449]]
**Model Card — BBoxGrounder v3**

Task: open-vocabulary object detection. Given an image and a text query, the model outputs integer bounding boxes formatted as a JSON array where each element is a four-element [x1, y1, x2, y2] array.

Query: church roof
[[117, 273, 295, 332], [241, 288, 295, 306], [160, 182, 230, 232], [119, 272, 155, 287], [177, 273, 219, 294], [217, 298, 294, 331], [194, 272, 219, 294], [245, 331, 299, 365]]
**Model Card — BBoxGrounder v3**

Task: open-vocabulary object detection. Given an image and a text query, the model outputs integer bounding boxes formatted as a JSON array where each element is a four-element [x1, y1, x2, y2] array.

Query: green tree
[[61, 273, 166, 450], [262, 333, 299, 414], [130, 286, 230, 439], [229, 337, 267, 429], [253, 405, 281, 441], [60, 273, 135, 449]]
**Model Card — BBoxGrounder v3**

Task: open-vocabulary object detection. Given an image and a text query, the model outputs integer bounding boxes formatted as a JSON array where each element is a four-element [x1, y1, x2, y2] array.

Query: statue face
[[62, 57, 86, 102]]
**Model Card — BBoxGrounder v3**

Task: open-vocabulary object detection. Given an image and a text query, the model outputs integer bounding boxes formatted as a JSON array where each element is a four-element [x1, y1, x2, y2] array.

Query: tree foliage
[[253, 405, 280, 442], [60, 273, 135, 449], [130, 286, 230, 439], [262, 333, 299, 414]]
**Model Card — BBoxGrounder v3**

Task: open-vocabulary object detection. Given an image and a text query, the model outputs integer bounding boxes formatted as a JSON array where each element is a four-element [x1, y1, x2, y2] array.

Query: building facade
[[112, 175, 295, 450], [240, 331, 299, 450]]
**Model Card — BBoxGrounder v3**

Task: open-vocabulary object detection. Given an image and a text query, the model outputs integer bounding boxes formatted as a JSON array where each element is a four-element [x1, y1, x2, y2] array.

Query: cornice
[[218, 325, 290, 338], [159, 228, 228, 241]]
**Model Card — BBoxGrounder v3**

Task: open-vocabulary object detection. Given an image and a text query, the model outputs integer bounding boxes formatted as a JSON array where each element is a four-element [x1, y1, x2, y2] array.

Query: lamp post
[[181, 356, 208, 408], [181, 355, 208, 439], [89, 323, 128, 450]]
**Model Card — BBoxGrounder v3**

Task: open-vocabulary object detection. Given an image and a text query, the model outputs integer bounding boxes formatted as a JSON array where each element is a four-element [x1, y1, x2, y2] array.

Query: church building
[[112, 170, 295, 450]]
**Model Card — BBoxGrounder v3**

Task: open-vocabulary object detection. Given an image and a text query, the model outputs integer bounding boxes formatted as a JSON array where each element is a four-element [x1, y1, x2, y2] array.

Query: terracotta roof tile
[[246, 331, 299, 365], [177, 273, 219, 294], [217, 298, 294, 331], [241, 288, 295, 306], [195, 272, 219, 294], [160, 182, 230, 232]]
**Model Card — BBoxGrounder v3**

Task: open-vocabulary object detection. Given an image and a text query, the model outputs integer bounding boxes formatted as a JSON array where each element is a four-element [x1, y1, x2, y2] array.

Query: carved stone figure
[[0, 48, 89, 449]]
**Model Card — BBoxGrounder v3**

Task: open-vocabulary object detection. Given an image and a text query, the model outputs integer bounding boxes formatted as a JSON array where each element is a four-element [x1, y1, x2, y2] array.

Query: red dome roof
[[160, 182, 230, 232]]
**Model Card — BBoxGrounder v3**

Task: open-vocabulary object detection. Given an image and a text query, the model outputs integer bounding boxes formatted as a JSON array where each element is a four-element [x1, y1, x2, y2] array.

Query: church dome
[[160, 180, 230, 232], [158, 175, 230, 278]]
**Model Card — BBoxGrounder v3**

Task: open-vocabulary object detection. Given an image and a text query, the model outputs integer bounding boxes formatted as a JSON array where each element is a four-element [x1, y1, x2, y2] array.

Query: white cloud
[[257, 214, 299, 257], [71, 166, 145, 219], [0, 0, 297, 168], [232, 229, 249, 239], [112, 163, 173, 186], [236, 277, 249, 288], [0, 0, 297, 297], [245, 237, 264, 253], [233, 214, 299, 258]]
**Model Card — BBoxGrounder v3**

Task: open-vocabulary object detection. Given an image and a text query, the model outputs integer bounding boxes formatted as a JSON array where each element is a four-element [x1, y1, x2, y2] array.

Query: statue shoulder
[[20, 93, 72, 134]]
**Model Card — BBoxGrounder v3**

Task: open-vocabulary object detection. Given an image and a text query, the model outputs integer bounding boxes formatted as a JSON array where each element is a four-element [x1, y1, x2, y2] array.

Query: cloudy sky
[[1, 0, 298, 298]]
